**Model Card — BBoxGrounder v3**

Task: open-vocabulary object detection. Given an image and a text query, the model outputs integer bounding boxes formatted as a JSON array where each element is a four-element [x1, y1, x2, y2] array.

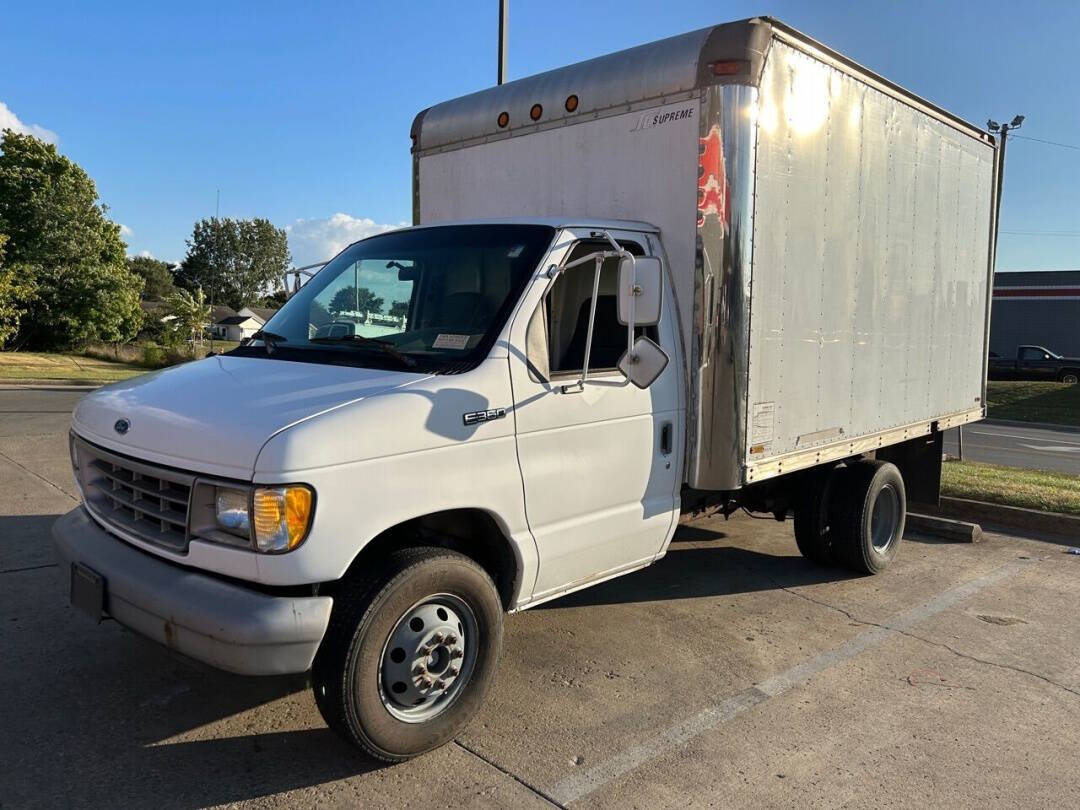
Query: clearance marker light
[[497, 111, 510, 128], [712, 61, 741, 76], [565, 94, 579, 112], [530, 103, 543, 121]]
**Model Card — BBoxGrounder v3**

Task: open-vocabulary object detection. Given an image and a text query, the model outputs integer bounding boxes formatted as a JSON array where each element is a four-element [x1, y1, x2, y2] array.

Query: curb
[[906, 513, 983, 543], [980, 418, 1080, 434], [0, 382, 103, 390], [923, 496, 1080, 543]]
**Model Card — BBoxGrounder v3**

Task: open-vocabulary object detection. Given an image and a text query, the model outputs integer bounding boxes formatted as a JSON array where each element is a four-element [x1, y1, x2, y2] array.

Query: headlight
[[252, 485, 314, 553], [214, 488, 251, 536], [196, 482, 314, 553]]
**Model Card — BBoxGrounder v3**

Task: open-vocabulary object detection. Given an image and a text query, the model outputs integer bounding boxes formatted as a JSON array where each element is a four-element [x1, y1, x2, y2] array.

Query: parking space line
[[548, 560, 1027, 805]]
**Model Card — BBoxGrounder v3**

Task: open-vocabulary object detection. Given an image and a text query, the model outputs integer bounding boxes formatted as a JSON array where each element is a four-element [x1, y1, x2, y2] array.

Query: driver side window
[[527, 241, 653, 381]]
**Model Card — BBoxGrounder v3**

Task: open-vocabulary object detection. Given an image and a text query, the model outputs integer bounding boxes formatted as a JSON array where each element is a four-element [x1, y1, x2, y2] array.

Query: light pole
[[986, 114, 1024, 260], [978, 114, 1024, 460], [497, 0, 508, 85]]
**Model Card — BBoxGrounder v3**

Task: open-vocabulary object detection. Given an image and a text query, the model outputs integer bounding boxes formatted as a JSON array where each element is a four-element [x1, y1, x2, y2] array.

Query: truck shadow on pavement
[[538, 523, 858, 609], [1, 514, 853, 807]]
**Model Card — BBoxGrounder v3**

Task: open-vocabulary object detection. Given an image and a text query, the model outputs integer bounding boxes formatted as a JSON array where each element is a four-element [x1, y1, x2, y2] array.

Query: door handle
[[660, 421, 673, 455]]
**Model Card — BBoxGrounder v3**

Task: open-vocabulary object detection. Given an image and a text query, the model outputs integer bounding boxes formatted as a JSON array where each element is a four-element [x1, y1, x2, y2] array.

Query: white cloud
[[0, 101, 58, 144], [136, 249, 153, 259], [286, 213, 406, 268], [119, 224, 134, 237]]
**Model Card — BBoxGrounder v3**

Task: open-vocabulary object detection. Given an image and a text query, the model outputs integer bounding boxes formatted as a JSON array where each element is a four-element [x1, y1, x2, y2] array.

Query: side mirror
[[618, 335, 669, 389], [617, 256, 662, 326]]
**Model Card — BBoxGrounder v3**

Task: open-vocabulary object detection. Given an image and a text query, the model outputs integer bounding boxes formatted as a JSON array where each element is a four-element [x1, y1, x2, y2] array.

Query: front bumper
[[52, 507, 333, 675]]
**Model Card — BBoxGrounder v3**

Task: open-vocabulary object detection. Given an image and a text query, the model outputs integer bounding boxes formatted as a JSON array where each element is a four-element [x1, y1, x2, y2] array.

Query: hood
[[72, 355, 431, 480]]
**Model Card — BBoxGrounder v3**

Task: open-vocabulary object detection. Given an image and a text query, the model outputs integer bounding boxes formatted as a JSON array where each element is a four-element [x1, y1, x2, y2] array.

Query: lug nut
[[444, 634, 458, 645], [413, 665, 426, 676], [450, 649, 464, 659], [418, 677, 433, 689], [433, 679, 446, 690], [432, 632, 445, 644], [446, 667, 459, 678]]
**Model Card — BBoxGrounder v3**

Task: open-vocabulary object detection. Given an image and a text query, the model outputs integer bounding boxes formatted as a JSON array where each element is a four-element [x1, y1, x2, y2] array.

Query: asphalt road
[[944, 420, 1080, 475], [2, 388, 1079, 808]]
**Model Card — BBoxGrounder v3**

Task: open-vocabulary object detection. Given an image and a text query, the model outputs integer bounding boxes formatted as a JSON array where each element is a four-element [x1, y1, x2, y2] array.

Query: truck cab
[[55, 218, 683, 760]]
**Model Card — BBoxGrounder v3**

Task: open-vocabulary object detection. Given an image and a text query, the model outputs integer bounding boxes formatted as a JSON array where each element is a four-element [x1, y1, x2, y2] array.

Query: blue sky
[[2, 0, 1078, 270]]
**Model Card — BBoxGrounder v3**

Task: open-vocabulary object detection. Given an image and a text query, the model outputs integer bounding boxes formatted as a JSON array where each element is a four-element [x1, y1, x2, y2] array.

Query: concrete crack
[[899, 630, 1080, 698], [756, 566, 1080, 700], [0, 447, 78, 502], [453, 739, 566, 809], [0, 562, 58, 575]]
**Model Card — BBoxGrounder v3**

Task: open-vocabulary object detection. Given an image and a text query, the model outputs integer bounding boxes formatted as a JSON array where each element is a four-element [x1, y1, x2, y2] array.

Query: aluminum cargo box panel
[[747, 40, 993, 466]]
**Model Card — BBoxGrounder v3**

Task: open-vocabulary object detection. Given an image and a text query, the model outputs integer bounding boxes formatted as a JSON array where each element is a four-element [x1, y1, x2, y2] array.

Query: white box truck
[[54, 17, 997, 760]]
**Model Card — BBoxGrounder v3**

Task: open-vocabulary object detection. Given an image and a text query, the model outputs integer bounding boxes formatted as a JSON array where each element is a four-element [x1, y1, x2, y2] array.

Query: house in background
[[209, 305, 279, 342], [240, 306, 279, 324], [215, 314, 263, 342]]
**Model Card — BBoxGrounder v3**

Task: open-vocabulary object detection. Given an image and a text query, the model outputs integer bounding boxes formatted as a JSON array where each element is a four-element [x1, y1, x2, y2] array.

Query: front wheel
[[312, 547, 504, 761], [1060, 371, 1079, 385]]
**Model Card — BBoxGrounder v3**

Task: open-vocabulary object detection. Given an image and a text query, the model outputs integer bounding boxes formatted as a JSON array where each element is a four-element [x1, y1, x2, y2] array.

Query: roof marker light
[[565, 94, 579, 113], [712, 61, 741, 76], [497, 111, 509, 128], [530, 103, 543, 121]]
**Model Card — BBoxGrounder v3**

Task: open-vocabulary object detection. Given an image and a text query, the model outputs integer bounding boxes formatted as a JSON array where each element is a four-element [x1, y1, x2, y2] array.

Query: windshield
[[233, 224, 554, 372]]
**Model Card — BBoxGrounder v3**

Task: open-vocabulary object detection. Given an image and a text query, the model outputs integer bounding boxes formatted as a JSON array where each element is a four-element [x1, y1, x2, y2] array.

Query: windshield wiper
[[250, 329, 288, 353], [308, 334, 417, 367]]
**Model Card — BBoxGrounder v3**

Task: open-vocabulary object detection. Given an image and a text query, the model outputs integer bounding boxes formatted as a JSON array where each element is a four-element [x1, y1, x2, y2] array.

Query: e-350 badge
[[463, 408, 506, 426]]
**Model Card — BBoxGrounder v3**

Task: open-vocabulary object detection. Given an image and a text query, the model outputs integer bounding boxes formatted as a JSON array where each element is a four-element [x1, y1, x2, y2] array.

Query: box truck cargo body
[[412, 18, 997, 492], [55, 17, 998, 761]]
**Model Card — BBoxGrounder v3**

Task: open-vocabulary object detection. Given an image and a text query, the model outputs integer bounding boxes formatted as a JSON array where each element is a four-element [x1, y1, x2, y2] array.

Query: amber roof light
[[565, 94, 579, 112], [497, 111, 509, 128], [530, 103, 543, 121]]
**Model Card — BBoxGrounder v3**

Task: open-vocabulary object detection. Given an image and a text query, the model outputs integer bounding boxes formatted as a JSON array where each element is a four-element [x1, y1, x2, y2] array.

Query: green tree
[[164, 287, 211, 351], [127, 255, 176, 301], [328, 286, 383, 318], [389, 300, 408, 319], [259, 289, 289, 308], [178, 217, 290, 310], [0, 234, 37, 348], [0, 130, 144, 348]]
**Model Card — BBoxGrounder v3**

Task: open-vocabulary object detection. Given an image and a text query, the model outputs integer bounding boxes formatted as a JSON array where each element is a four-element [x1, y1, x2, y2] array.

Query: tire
[[312, 546, 504, 761], [829, 460, 906, 575], [1060, 371, 1079, 385], [793, 466, 839, 565]]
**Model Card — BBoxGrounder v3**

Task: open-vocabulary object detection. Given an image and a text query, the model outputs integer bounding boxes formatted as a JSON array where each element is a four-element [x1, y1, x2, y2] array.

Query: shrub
[[142, 344, 166, 368]]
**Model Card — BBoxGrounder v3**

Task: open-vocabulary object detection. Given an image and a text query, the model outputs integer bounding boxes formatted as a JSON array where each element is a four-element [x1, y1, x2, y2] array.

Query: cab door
[[506, 229, 683, 603]]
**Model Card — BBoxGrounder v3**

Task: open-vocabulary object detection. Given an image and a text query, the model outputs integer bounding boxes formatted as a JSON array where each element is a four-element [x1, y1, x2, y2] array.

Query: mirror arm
[[557, 230, 636, 393], [563, 255, 604, 393]]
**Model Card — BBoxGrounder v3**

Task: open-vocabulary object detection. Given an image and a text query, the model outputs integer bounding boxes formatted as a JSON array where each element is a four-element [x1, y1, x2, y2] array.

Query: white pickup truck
[[54, 17, 997, 761]]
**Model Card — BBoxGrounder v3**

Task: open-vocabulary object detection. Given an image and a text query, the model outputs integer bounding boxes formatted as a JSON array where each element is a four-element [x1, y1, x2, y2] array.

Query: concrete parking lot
[[2, 387, 1079, 808]]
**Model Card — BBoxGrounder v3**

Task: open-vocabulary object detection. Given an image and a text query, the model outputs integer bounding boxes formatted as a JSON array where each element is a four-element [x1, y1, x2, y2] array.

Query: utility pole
[[986, 114, 1024, 262], [497, 0, 508, 85], [210, 188, 220, 354]]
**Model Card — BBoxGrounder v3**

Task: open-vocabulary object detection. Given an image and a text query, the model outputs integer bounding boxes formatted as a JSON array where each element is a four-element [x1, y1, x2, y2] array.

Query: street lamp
[[986, 113, 1025, 262]]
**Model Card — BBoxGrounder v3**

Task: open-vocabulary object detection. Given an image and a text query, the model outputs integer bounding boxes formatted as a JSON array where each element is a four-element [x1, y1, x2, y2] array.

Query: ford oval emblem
[[114, 418, 130, 435]]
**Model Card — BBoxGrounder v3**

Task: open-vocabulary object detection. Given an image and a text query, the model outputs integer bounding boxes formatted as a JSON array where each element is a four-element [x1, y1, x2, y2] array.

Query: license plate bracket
[[70, 562, 105, 623]]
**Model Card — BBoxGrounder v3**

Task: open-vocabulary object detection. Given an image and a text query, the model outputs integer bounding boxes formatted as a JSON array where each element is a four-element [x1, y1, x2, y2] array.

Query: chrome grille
[[74, 437, 195, 552]]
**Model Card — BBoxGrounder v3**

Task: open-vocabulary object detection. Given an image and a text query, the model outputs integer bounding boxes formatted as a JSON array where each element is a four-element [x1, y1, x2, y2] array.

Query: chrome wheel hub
[[870, 483, 900, 552], [379, 594, 477, 723]]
